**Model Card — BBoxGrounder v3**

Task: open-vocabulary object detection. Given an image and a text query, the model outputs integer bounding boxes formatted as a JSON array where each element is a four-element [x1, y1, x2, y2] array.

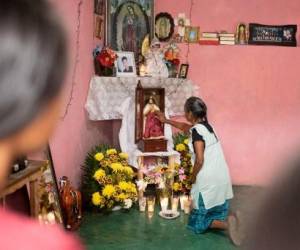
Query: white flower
[[136, 179, 148, 191], [124, 199, 133, 209]]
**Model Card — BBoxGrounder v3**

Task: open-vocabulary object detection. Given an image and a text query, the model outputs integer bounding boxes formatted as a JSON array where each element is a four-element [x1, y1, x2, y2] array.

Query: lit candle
[[184, 198, 192, 214], [139, 64, 147, 76], [147, 196, 155, 213], [171, 196, 179, 212], [160, 196, 169, 212], [139, 197, 146, 212], [180, 194, 188, 211]]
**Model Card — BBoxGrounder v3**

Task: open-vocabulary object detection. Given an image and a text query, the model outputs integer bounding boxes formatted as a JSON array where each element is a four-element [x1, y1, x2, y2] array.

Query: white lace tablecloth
[[85, 76, 197, 120]]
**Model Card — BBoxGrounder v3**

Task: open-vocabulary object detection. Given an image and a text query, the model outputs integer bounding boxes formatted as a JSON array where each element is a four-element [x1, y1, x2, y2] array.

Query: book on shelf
[[220, 40, 235, 45], [201, 32, 219, 38], [199, 37, 219, 41], [219, 36, 236, 41], [199, 40, 219, 45], [219, 33, 235, 38]]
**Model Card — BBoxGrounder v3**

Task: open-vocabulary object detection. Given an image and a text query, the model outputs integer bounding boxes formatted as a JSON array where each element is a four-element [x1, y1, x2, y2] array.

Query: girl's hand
[[155, 111, 167, 123]]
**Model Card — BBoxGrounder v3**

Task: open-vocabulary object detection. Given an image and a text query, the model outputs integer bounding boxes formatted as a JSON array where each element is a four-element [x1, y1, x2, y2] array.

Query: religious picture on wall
[[94, 16, 104, 39], [184, 26, 200, 43], [106, 0, 154, 61], [115, 51, 137, 76], [155, 12, 174, 42], [94, 0, 105, 15], [143, 94, 164, 139]]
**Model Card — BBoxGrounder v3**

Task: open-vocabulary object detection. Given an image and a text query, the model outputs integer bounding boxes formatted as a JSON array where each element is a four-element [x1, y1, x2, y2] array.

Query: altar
[[85, 76, 197, 167]]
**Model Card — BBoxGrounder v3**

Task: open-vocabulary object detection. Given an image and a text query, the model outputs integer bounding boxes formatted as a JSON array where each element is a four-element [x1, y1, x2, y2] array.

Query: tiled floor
[[78, 186, 263, 250]]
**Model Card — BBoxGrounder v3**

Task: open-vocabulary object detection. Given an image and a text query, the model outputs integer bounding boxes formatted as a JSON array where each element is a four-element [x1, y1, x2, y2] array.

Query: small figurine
[[145, 38, 169, 78], [59, 176, 82, 230], [236, 23, 248, 45]]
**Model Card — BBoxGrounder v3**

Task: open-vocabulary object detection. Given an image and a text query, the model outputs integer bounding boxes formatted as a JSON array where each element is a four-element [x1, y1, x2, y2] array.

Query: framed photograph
[[184, 26, 200, 43], [178, 64, 189, 79], [37, 145, 65, 227], [94, 0, 105, 15], [115, 51, 136, 77], [155, 12, 174, 42], [106, 0, 154, 60]]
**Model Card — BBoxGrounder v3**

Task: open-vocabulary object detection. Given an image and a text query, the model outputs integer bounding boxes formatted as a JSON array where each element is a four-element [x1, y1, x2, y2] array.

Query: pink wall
[[156, 0, 300, 185], [49, 0, 112, 187]]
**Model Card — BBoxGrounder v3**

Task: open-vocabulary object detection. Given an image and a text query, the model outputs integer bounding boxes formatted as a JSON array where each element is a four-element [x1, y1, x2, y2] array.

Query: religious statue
[[143, 95, 164, 139], [145, 38, 169, 78], [122, 5, 141, 58], [236, 23, 247, 45]]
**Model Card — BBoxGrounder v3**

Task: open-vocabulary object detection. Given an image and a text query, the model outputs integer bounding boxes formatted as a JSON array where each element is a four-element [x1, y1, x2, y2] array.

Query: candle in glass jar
[[184, 199, 191, 214], [147, 196, 155, 213], [160, 197, 168, 212], [180, 195, 188, 211], [139, 197, 146, 212], [172, 196, 179, 212]]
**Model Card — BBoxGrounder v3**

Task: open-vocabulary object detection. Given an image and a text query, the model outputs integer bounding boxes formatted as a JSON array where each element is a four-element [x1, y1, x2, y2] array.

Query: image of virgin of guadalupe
[[113, 2, 150, 60]]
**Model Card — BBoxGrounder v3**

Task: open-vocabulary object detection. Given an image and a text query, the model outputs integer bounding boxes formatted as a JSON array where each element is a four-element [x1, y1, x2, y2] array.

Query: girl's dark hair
[[0, 0, 67, 138], [184, 97, 208, 122]]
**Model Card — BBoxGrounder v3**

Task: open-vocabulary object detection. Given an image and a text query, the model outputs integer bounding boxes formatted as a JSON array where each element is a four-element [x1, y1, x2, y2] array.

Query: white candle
[[147, 196, 155, 213], [184, 199, 191, 214], [139, 197, 146, 212], [180, 195, 188, 211], [172, 197, 179, 212], [160, 197, 169, 212]]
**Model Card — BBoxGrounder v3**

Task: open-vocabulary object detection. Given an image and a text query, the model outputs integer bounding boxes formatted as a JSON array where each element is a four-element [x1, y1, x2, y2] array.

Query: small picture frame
[[115, 51, 136, 77], [94, 16, 104, 39], [178, 64, 189, 78], [94, 0, 105, 15], [184, 26, 200, 43]]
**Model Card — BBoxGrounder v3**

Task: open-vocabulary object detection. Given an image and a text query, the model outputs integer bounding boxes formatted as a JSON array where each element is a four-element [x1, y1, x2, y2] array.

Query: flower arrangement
[[81, 144, 137, 212], [163, 42, 180, 78], [93, 46, 117, 76], [172, 133, 193, 194]]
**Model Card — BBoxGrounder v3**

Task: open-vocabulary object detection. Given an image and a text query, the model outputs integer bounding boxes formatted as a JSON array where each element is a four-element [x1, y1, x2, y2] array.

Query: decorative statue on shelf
[[143, 95, 164, 139], [59, 176, 82, 230], [145, 37, 169, 78], [236, 23, 247, 45]]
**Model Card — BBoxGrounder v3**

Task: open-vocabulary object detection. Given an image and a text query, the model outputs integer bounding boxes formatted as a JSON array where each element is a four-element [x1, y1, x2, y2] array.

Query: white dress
[[189, 123, 233, 210]]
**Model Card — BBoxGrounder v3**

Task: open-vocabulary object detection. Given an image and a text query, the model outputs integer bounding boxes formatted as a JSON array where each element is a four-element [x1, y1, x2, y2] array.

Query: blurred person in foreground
[[0, 0, 83, 249], [243, 155, 300, 250]]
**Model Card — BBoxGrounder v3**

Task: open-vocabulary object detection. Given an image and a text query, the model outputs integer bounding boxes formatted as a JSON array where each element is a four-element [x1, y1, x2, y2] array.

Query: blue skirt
[[187, 193, 229, 233]]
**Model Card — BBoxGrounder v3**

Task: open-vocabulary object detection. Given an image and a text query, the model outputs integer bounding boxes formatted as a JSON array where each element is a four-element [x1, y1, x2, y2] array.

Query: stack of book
[[219, 33, 235, 45], [199, 32, 219, 45]]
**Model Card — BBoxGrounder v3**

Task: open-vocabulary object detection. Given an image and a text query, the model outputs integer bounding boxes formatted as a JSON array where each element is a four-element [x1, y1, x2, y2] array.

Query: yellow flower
[[106, 148, 117, 155], [123, 166, 134, 175], [110, 162, 123, 173], [127, 183, 137, 194], [176, 143, 186, 152], [173, 182, 181, 192], [117, 193, 128, 201], [119, 152, 129, 159], [184, 139, 189, 145], [93, 169, 106, 181], [94, 152, 104, 161], [102, 184, 116, 198], [119, 181, 130, 191], [92, 192, 103, 206]]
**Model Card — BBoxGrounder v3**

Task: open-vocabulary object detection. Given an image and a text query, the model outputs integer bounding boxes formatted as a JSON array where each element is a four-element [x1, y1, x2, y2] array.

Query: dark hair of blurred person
[[0, 0, 83, 249]]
